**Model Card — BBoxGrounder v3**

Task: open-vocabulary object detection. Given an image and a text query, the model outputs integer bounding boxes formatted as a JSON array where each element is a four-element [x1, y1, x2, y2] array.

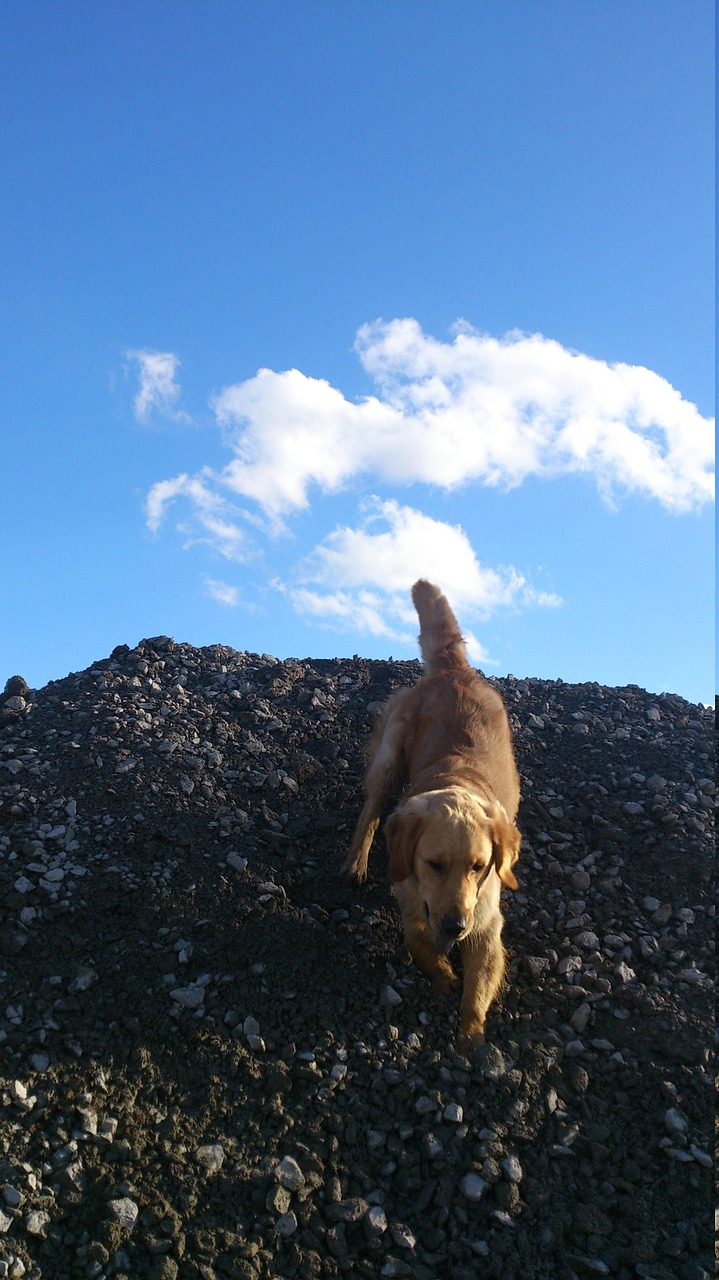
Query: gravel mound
[[0, 638, 714, 1280]]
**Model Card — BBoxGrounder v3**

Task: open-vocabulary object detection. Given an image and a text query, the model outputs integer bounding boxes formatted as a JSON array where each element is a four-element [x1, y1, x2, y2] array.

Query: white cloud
[[127, 348, 189, 423], [142, 319, 712, 650], [145, 473, 251, 561], [286, 498, 561, 663], [204, 577, 240, 606], [200, 320, 714, 519]]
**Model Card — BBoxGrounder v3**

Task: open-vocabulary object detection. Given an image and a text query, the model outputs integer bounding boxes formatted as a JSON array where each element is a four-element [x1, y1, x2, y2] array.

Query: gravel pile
[[0, 637, 714, 1280]]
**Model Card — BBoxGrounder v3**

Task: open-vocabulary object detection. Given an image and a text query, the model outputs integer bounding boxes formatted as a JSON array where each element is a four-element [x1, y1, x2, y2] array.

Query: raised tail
[[411, 580, 469, 675]]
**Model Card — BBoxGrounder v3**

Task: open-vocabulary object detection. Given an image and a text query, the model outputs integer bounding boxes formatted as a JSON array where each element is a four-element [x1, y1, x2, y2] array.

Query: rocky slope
[[0, 637, 714, 1280]]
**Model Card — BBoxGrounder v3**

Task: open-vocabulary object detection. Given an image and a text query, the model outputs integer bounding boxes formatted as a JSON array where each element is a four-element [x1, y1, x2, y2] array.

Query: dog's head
[[385, 788, 520, 953]]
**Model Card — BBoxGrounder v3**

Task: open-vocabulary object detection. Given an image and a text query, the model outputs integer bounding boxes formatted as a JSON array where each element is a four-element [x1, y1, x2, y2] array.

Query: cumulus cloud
[[204, 577, 240, 607], [286, 499, 561, 663], [201, 320, 714, 519], [142, 318, 712, 649], [127, 348, 189, 423]]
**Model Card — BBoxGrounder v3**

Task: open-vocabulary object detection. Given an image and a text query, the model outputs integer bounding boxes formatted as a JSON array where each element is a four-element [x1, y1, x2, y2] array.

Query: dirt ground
[[0, 641, 714, 1280]]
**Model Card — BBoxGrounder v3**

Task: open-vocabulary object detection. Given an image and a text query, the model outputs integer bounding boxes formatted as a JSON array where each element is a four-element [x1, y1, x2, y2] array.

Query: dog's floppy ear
[[385, 804, 424, 883], [487, 801, 521, 890]]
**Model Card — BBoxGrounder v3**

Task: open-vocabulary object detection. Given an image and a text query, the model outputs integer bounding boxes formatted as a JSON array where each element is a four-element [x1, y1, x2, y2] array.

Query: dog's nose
[[440, 913, 467, 937]]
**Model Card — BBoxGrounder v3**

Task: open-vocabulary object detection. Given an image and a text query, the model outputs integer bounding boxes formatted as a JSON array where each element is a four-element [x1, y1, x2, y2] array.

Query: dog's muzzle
[[426, 903, 468, 953]]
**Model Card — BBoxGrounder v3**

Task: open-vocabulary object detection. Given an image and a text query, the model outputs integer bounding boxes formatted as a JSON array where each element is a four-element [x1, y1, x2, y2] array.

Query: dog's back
[[408, 581, 519, 820]]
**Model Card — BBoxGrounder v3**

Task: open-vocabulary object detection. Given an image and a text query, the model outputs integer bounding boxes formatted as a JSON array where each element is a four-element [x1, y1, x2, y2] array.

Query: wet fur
[[345, 580, 521, 1045]]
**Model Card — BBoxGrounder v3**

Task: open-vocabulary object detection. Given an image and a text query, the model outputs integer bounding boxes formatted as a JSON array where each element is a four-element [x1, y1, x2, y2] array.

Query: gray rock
[[106, 1197, 139, 1229], [194, 1143, 225, 1172], [664, 1108, 688, 1135], [474, 1043, 507, 1079], [364, 1205, 388, 1237], [274, 1155, 304, 1190], [274, 1211, 298, 1236], [325, 1198, 369, 1223], [500, 1155, 523, 1183], [169, 984, 205, 1009], [267, 1185, 292, 1216], [24, 1210, 50, 1236], [390, 1222, 416, 1249], [461, 1172, 488, 1201]]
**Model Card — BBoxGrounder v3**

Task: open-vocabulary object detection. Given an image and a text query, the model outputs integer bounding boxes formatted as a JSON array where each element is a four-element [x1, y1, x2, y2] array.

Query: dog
[[345, 580, 521, 1045]]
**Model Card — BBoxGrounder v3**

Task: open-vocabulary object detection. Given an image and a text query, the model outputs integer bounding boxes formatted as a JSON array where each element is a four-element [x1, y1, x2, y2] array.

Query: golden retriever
[[345, 580, 521, 1045]]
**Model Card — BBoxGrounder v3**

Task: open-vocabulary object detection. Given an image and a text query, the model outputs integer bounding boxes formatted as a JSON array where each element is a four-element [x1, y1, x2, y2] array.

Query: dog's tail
[[411, 580, 469, 675]]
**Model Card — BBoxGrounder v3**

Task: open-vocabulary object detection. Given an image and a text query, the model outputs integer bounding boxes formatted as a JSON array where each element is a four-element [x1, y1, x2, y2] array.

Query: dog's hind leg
[[344, 697, 410, 880]]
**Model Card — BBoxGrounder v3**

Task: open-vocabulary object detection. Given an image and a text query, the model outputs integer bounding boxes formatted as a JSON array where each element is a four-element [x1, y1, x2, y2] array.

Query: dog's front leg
[[404, 925, 461, 996], [391, 883, 460, 995], [457, 920, 505, 1047], [344, 702, 409, 880]]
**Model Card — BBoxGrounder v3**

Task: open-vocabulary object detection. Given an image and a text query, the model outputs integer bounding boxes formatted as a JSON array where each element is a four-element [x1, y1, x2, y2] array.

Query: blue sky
[[1, 2, 714, 704]]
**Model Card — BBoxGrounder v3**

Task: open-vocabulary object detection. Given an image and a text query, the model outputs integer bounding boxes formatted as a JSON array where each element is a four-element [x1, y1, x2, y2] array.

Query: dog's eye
[[428, 860, 444, 874], [472, 863, 486, 874]]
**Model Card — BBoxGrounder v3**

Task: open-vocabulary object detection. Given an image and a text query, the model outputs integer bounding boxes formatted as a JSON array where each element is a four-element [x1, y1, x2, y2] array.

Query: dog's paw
[[456, 1024, 486, 1058], [341, 851, 368, 881]]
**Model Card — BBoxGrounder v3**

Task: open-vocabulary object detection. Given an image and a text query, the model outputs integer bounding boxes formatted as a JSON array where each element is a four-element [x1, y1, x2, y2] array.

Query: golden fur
[[345, 580, 521, 1045]]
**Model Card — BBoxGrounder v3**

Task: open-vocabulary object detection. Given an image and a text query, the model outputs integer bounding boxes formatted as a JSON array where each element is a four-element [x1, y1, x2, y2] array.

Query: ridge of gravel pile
[[0, 637, 714, 1280]]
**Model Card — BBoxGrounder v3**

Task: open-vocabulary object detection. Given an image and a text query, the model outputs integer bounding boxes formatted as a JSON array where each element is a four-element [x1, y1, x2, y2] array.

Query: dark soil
[[0, 640, 714, 1280]]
